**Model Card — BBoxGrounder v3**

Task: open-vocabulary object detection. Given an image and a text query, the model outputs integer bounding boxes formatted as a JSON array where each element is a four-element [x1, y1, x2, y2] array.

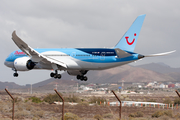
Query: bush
[[94, 114, 103, 120], [103, 113, 113, 118], [163, 98, 172, 104], [43, 94, 61, 104], [90, 96, 106, 105], [129, 111, 143, 117], [77, 102, 89, 106], [164, 110, 173, 117], [29, 96, 42, 103], [174, 98, 180, 105], [152, 110, 173, 118], [64, 112, 79, 120], [65, 95, 81, 103], [43, 93, 81, 104], [152, 111, 164, 118], [31, 110, 44, 118]]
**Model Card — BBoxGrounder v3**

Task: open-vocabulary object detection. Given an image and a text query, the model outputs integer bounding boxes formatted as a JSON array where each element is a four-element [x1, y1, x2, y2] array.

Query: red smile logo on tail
[[125, 33, 136, 45]]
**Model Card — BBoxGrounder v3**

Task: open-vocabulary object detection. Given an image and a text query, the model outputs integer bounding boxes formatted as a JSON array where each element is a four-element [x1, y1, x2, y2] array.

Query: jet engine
[[14, 57, 36, 71]]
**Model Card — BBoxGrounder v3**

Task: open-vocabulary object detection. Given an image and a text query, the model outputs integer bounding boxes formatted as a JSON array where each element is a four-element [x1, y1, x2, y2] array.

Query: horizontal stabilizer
[[115, 48, 132, 58], [144, 50, 176, 57]]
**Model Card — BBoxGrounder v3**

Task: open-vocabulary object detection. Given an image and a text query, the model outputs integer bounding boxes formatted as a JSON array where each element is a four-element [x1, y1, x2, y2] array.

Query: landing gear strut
[[50, 70, 61, 79], [77, 75, 88, 81]]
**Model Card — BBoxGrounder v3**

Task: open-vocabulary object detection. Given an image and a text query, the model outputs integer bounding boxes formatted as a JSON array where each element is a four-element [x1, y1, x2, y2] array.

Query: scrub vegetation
[[0, 92, 180, 120]]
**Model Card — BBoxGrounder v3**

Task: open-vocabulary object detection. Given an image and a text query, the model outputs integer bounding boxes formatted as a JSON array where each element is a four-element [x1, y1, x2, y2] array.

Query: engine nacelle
[[14, 57, 35, 71]]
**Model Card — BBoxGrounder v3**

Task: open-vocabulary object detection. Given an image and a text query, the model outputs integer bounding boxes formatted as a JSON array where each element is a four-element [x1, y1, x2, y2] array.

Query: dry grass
[[0, 93, 180, 120], [14, 110, 29, 119]]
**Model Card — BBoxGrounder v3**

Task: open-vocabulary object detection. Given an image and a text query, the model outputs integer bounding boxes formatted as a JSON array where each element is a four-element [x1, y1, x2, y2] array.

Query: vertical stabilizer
[[114, 14, 146, 52]]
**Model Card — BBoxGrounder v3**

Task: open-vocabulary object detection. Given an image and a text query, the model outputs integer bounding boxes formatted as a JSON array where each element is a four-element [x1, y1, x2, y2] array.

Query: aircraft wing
[[11, 31, 67, 68]]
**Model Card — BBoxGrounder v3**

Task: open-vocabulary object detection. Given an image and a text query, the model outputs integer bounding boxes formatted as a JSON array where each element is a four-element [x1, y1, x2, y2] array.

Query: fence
[[108, 101, 179, 109]]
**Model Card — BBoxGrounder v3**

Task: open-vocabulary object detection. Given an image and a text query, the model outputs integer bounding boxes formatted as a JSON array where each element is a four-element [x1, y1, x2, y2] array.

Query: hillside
[[136, 62, 180, 74], [61, 64, 177, 83], [0, 81, 22, 89], [1, 63, 180, 90], [85, 65, 176, 83], [33, 79, 78, 91]]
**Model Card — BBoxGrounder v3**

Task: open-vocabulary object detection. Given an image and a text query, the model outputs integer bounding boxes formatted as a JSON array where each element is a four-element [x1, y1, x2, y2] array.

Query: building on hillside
[[168, 84, 175, 88], [159, 83, 166, 88], [175, 83, 180, 88]]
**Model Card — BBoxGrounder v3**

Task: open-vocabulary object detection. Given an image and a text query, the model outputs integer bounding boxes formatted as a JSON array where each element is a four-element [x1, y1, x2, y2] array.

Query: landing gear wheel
[[54, 74, 58, 79], [77, 75, 88, 81], [57, 74, 61, 79], [83, 76, 87, 81], [50, 70, 62, 79], [77, 75, 80, 80], [80, 76, 84, 81], [13, 73, 18, 77], [50, 72, 55, 77]]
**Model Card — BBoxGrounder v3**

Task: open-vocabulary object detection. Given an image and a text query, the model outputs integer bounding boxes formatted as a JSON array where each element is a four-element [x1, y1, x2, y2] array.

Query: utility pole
[[77, 82, 78, 92], [6, 86, 8, 90], [54, 83, 59, 90], [31, 84, 32, 94], [122, 80, 124, 91]]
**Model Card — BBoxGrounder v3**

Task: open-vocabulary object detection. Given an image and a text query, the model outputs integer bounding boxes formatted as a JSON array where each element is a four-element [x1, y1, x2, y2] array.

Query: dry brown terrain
[[1, 90, 180, 120]]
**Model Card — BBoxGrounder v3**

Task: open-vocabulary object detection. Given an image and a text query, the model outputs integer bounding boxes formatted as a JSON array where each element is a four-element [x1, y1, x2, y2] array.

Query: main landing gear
[[50, 70, 61, 79], [76, 75, 88, 81]]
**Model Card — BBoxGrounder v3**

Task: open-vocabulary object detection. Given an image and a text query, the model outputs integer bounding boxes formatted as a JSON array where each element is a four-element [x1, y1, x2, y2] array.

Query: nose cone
[[4, 59, 14, 68], [4, 60, 7, 66]]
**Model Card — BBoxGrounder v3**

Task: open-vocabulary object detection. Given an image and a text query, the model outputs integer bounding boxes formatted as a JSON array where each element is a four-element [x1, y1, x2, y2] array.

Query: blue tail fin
[[114, 14, 146, 52]]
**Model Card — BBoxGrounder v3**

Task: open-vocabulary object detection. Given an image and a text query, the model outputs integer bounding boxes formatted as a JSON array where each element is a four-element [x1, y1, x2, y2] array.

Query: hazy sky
[[0, 0, 179, 85]]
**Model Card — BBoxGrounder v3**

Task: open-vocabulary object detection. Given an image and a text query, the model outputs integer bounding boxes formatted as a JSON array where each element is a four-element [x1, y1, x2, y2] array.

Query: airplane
[[4, 14, 175, 81]]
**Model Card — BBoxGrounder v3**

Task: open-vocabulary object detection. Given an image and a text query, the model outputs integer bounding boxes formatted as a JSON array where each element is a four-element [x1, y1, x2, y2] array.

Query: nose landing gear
[[13, 70, 18, 77], [13, 73, 18, 77]]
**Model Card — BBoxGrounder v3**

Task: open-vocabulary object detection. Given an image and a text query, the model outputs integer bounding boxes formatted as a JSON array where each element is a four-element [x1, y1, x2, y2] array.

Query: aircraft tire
[[77, 75, 80, 79], [57, 74, 61, 79], [80, 76, 84, 81], [54, 74, 58, 79], [13, 73, 18, 77], [83, 76, 87, 81], [50, 72, 55, 77]]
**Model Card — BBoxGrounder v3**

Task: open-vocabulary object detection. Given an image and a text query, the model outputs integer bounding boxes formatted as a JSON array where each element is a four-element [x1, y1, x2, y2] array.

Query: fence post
[[5, 88, 14, 120], [172, 104, 173, 109], [54, 89, 64, 120], [176, 104, 178, 109], [175, 90, 180, 97], [112, 90, 121, 120]]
